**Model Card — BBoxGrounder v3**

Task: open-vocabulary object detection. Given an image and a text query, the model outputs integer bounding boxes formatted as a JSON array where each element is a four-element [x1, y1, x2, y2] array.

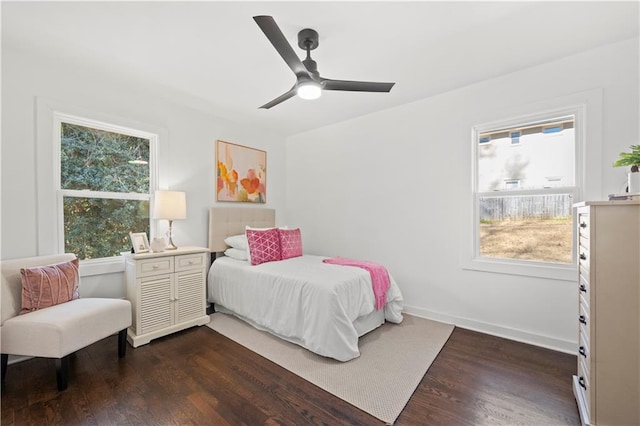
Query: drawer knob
[[578, 376, 587, 390], [579, 346, 587, 358], [579, 253, 587, 260], [579, 315, 587, 325], [579, 284, 587, 293], [152, 265, 159, 269], [580, 222, 587, 228]]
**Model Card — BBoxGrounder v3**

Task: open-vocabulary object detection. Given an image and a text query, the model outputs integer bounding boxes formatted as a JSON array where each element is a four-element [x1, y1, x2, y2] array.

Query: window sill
[[78, 256, 125, 277], [462, 257, 576, 281]]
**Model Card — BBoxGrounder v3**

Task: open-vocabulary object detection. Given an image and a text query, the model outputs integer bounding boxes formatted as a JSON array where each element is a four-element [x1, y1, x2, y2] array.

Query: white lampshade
[[153, 190, 187, 220]]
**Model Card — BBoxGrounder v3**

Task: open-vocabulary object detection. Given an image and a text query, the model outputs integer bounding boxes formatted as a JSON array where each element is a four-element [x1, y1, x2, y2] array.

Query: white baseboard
[[403, 304, 577, 355]]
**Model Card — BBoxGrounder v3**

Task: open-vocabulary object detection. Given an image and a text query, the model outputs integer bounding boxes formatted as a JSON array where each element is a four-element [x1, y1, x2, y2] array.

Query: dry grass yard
[[480, 218, 572, 263]]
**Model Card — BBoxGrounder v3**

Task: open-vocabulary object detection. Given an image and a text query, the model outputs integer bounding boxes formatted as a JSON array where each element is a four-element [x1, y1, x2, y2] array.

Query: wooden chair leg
[[1, 353, 8, 382], [56, 355, 70, 391], [118, 329, 127, 358]]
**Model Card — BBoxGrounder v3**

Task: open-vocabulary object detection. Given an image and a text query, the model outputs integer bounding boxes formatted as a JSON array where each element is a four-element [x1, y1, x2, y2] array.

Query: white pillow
[[224, 234, 248, 250], [224, 248, 249, 261]]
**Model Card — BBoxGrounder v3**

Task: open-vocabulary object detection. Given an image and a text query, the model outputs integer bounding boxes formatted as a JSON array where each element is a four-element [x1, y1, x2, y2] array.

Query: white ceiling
[[3, 1, 638, 137]]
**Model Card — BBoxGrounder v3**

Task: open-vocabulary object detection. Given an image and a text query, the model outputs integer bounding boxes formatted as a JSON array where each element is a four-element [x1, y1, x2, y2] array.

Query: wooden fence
[[480, 194, 572, 221]]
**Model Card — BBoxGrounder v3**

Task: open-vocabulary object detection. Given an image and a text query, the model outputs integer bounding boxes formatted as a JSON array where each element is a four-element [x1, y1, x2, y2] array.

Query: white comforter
[[208, 255, 403, 361]]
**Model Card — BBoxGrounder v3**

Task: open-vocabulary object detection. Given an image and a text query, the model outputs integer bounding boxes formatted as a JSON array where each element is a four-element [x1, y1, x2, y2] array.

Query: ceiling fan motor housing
[[298, 28, 319, 50]]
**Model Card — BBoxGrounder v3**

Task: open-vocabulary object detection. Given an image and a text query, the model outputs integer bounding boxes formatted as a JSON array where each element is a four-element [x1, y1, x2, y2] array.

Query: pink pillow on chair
[[246, 228, 282, 265], [278, 228, 303, 259], [20, 258, 80, 314]]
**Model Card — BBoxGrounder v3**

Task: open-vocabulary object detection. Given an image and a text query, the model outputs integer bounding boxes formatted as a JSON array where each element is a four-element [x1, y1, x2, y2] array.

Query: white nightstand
[[123, 246, 210, 347]]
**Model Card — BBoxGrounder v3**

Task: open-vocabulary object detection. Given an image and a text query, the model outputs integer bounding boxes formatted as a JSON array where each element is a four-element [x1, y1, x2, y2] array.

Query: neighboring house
[[478, 118, 575, 192]]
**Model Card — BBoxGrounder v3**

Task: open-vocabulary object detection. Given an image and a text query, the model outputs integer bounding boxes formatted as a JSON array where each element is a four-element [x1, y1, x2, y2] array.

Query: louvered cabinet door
[[174, 252, 207, 324], [175, 270, 206, 323], [124, 247, 211, 347], [138, 273, 174, 335]]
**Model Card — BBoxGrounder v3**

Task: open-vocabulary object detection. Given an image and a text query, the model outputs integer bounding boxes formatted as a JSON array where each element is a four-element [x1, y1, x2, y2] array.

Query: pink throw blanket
[[322, 257, 390, 310]]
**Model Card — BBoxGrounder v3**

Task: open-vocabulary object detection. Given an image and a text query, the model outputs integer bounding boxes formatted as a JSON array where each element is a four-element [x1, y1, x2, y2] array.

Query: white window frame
[[54, 112, 159, 261], [460, 88, 606, 281], [36, 98, 168, 276], [470, 107, 582, 280]]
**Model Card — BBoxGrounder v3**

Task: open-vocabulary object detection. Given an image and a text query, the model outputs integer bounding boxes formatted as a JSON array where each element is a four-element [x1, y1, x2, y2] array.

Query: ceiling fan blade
[[321, 79, 395, 93], [254, 15, 311, 79], [259, 86, 297, 109]]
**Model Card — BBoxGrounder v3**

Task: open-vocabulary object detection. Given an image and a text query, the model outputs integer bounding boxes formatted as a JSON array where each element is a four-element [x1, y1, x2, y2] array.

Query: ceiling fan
[[253, 15, 396, 109]]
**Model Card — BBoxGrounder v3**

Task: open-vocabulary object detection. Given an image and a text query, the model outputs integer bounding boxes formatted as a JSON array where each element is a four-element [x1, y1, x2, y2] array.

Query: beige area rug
[[207, 313, 454, 424]]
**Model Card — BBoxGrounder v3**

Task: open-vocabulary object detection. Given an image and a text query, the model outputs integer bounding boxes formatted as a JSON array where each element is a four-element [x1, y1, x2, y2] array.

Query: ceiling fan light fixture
[[253, 16, 394, 109], [296, 81, 322, 100]]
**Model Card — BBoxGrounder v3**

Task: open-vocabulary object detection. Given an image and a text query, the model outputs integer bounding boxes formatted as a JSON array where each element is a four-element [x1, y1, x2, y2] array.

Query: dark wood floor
[[1, 324, 580, 425]]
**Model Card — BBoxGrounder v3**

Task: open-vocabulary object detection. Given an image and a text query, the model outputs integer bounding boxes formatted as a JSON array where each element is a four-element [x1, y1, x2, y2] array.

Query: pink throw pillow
[[20, 258, 80, 314], [278, 228, 303, 259], [246, 228, 282, 265]]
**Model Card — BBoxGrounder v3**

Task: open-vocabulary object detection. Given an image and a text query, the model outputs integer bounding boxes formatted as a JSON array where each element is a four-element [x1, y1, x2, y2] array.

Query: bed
[[207, 207, 403, 361]]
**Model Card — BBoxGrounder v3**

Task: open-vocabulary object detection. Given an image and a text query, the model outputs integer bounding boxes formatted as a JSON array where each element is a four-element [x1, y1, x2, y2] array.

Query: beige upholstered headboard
[[208, 207, 276, 252]]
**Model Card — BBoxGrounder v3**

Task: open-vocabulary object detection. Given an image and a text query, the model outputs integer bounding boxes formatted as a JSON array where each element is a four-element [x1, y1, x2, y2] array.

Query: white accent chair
[[0, 254, 132, 390]]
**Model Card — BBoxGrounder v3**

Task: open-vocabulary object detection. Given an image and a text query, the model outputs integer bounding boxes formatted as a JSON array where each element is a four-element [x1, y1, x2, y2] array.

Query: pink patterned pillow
[[278, 228, 303, 259], [246, 228, 282, 265], [20, 258, 80, 314]]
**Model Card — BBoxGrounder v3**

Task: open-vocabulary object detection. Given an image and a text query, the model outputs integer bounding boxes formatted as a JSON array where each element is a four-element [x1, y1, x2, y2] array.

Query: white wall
[[1, 45, 287, 297], [284, 38, 639, 352]]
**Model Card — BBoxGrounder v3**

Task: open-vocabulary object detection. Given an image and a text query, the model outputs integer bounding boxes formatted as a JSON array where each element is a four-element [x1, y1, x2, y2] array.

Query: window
[[474, 114, 577, 266], [55, 113, 158, 260], [510, 131, 521, 145], [544, 176, 563, 188], [504, 179, 521, 190], [461, 90, 601, 281]]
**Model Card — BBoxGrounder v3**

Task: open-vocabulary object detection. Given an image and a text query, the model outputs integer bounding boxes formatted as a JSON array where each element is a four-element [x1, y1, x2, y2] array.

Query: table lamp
[[152, 190, 187, 250]]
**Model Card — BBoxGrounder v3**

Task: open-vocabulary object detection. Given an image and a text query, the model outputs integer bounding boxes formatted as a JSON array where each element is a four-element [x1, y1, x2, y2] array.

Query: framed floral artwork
[[216, 140, 266, 203]]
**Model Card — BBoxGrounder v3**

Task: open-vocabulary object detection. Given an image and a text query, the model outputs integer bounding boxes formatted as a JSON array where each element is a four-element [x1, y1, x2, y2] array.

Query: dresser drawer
[[579, 265, 590, 285], [578, 332, 590, 372], [578, 356, 591, 415], [577, 214, 590, 238], [579, 235, 589, 250], [175, 253, 205, 272], [579, 301, 591, 340], [578, 246, 590, 271], [579, 275, 590, 310], [137, 256, 174, 277]]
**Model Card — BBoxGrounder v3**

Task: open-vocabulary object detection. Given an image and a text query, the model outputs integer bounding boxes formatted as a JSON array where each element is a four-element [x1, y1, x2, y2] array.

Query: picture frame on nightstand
[[129, 232, 150, 253]]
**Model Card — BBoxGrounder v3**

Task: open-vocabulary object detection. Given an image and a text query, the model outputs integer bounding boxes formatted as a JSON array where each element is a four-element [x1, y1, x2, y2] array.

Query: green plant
[[613, 145, 640, 172]]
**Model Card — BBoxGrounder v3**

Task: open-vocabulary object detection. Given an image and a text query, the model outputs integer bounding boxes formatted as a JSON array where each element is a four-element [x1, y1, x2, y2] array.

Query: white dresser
[[124, 246, 210, 347], [573, 201, 640, 426]]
